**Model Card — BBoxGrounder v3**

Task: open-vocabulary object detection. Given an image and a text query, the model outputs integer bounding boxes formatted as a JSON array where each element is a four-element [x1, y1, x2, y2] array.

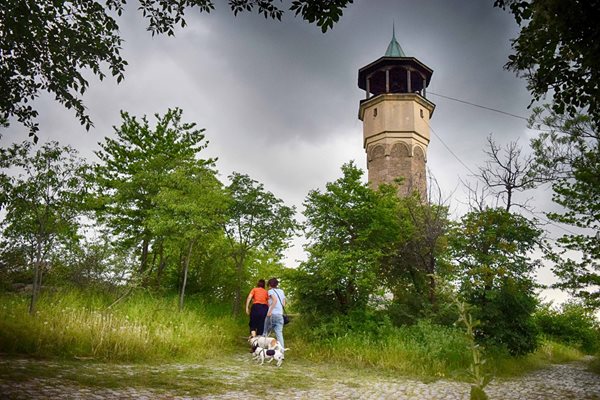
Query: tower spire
[[385, 23, 405, 57]]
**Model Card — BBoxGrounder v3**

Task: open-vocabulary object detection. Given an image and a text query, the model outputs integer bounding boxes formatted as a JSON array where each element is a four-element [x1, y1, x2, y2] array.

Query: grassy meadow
[[0, 289, 241, 363], [0, 289, 588, 380]]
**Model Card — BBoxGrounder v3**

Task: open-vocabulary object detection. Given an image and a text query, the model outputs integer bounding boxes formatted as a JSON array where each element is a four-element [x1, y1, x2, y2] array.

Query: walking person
[[245, 279, 269, 335], [263, 278, 286, 350]]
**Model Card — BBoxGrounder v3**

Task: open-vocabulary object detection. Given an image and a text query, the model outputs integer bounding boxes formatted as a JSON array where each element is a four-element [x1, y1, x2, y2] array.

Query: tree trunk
[[29, 240, 44, 315], [155, 242, 166, 289], [427, 254, 437, 308], [140, 237, 149, 273], [179, 241, 194, 311], [428, 270, 437, 309], [29, 261, 42, 315], [232, 253, 245, 317]]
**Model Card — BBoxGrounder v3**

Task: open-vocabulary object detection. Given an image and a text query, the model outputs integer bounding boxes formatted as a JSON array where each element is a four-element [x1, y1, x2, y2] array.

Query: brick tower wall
[[367, 141, 427, 198]]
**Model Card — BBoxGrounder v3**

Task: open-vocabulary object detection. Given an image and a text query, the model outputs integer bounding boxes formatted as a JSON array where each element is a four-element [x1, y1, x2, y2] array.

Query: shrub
[[386, 294, 460, 328], [303, 308, 394, 340], [534, 301, 600, 353], [470, 278, 539, 356]]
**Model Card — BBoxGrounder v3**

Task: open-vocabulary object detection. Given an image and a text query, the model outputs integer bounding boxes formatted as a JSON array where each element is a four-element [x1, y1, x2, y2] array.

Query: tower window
[[373, 108, 378, 117], [420, 109, 424, 118]]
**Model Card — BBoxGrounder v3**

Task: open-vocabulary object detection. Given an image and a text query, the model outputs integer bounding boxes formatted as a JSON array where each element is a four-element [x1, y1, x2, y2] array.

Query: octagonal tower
[[358, 28, 435, 198]]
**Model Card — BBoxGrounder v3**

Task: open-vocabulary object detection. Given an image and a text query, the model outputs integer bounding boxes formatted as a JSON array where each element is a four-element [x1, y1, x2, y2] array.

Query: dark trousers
[[249, 303, 268, 335]]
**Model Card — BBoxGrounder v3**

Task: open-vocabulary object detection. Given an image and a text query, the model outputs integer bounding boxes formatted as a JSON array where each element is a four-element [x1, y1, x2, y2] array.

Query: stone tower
[[358, 29, 435, 198]]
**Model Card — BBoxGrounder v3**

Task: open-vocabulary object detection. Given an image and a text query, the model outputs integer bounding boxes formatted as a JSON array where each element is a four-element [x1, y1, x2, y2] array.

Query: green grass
[[285, 319, 591, 380], [0, 288, 592, 383], [488, 340, 584, 378], [287, 320, 472, 379], [0, 289, 244, 362]]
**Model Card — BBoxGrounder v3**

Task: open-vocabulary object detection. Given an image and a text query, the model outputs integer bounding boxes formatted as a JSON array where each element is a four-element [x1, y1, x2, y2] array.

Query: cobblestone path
[[1, 355, 599, 399]]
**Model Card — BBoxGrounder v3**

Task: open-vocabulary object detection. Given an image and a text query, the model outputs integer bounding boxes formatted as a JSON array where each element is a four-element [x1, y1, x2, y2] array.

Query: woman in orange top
[[245, 279, 269, 335]]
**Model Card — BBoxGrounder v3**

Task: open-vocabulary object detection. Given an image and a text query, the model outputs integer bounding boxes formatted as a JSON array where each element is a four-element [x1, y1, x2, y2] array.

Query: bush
[[535, 301, 600, 353], [386, 287, 460, 328], [301, 308, 394, 340], [470, 278, 539, 356]]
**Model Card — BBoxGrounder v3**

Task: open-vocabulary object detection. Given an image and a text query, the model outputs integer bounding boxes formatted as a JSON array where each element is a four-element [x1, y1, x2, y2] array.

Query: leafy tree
[[450, 208, 542, 355], [291, 162, 399, 316], [148, 162, 228, 310], [164, 233, 235, 301], [381, 191, 451, 323], [224, 172, 297, 316], [494, 0, 600, 125], [1, 0, 353, 140], [492, 0, 600, 307], [451, 208, 541, 296], [93, 108, 213, 282], [529, 106, 600, 307], [547, 149, 600, 306], [0, 141, 90, 314]]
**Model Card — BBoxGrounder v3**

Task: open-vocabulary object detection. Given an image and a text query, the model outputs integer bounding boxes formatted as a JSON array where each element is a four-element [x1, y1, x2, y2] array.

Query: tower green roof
[[385, 25, 405, 57]]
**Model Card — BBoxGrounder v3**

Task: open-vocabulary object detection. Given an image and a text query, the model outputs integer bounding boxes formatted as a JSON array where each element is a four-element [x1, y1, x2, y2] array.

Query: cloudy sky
[[2, 1, 573, 304]]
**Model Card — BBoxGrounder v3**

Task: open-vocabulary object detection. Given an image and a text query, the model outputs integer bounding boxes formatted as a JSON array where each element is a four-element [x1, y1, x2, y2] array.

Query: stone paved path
[[1, 355, 599, 399]]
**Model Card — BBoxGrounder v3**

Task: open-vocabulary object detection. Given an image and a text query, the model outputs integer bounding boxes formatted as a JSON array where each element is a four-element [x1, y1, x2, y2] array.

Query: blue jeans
[[263, 314, 284, 349]]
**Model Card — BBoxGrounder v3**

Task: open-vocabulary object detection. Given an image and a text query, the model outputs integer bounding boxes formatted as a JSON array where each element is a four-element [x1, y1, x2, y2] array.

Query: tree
[[529, 106, 600, 307], [0, 141, 90, 314], [93, 108, 213, 282], [476, 135, 537, 212], [548, 149, 600, 306], [494, 0, 600, 125], [450, 208, 542, 355], [224, 172, 297, 316], [291, 162, 399, 316], [381, 189, 451, 322], [0, 0, 353, 140], [492, 0, 600, 319], [148, 162, 228, 310]]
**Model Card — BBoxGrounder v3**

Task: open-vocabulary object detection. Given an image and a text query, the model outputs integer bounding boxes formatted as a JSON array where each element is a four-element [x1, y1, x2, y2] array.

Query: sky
[[1, 0, 575, 305]]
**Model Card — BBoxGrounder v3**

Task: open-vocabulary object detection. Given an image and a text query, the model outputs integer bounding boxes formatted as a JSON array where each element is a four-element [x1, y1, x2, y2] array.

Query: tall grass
[[0, 289, 243, 362], [288, 320, 472, 378], [286, 318, 587, 379], [489, 340, 583, 377], [0, 289, 588, 378]]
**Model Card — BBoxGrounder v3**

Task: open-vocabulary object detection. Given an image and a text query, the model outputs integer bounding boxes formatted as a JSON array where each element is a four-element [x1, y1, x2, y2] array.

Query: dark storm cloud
[[2, 1, 569, 295], [0, 0, 539, 211]]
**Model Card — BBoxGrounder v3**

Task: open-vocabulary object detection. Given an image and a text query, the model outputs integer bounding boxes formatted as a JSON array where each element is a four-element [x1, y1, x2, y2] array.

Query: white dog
[[252, 346, 267, 364], [253, 346, 289, 367], [248, 331, 279, 350], [265, 347, 289, 367]]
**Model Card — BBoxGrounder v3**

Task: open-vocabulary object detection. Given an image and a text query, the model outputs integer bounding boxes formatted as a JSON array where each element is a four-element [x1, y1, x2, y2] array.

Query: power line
[[428, 91, 529, 121], [413, 90, 593, 238], [426, 121, 477, 176], [421, 117, 582, 237], [428, 91, 595, 138], [519, 208, 581, 236]]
